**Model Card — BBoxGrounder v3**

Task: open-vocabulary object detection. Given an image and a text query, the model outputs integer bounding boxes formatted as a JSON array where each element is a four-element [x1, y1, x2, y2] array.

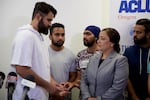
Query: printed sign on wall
[[110, 0, 150, 53]]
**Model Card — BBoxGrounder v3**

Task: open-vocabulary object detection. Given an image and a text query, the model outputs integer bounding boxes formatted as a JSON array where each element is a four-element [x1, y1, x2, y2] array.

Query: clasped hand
[[50, 82, 71, 96]]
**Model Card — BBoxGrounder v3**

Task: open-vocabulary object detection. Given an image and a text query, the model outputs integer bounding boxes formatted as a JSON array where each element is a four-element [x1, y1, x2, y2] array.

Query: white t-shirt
[[11, 24, 50, 100]]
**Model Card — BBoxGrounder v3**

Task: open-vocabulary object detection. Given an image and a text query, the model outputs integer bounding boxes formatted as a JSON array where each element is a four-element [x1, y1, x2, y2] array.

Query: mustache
[[83, 38, 88, 41], [56, 40, 64, 44], [133, 36, 138, 40], [57, 40, 64, 42]]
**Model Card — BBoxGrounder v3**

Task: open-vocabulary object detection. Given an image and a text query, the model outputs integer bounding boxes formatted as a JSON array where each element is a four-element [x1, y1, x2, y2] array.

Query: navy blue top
[[124, 44, 150, 99]]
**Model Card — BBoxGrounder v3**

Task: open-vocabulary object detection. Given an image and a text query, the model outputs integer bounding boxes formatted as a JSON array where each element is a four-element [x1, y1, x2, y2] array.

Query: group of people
[[10, 1, 150, 100]]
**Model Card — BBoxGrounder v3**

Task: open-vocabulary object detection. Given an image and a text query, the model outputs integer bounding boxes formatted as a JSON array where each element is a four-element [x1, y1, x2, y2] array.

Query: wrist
[[132, 95, 139, 100]]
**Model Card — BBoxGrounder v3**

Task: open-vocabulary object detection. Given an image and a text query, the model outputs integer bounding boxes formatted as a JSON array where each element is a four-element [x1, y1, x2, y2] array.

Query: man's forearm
[[15, 65, 50, 92]]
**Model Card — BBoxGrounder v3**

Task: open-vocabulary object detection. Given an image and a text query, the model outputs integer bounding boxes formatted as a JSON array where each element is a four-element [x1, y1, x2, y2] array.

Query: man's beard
[[52, 40, 64, 47], [134, 35, 147, 45], [83, 38, 95, 47], [38, 18, 49, 35]]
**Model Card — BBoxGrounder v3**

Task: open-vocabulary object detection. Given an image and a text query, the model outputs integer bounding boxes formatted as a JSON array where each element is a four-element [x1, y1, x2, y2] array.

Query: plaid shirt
[[75, 49, 100, 72]]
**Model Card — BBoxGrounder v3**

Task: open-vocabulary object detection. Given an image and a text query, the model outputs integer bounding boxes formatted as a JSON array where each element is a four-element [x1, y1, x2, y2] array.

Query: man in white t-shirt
[[11, 2, 66, 100]]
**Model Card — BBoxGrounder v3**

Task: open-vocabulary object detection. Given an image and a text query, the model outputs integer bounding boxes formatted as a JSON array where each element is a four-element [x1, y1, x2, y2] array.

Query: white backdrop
[[0, 0, 109, 99], [1, 0, 149, 99]]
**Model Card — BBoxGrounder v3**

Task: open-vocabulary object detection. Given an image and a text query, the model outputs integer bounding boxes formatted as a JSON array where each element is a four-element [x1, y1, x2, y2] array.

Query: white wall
[[0, 0, 109, 99]]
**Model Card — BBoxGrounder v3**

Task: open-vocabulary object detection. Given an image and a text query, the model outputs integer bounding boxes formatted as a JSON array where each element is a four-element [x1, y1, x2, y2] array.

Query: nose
[[97, 38, 100, 43], [83, 34, 88, 38], [59, 36, 63, 39], [133, 31, 137, 37], [48, 22, 52, 27], [58, 35, 64, 40]]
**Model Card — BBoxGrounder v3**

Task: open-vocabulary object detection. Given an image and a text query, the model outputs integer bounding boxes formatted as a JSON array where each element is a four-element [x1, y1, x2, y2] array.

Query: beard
[[52, 40, 64, 47], [83, 38, 95, 47], [38, 18, 49, 35], [134, 35, 147, 45]]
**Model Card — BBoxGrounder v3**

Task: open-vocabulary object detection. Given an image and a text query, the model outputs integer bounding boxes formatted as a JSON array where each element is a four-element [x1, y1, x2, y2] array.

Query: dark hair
[[0, 71, 5, 80], [49, 23, 65, 35], [136, 18, 150, 34], [102, 28, 120, 53], [32, 2, 57, 20]]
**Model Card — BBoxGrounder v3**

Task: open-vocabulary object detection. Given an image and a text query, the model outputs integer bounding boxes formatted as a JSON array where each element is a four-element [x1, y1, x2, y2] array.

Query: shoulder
[[108, 51, 128, 63], [123, 45, 139, 56], [124, 45, 139, 53], [89, 52, 101, 61], [115, 54, 128, 65], [15, 25, 35, 41], [77, 49, 87, 54], [64, 47, 74, 55], [14, 32, 34, 47], [76, 48, 88, 57], [63, 47, 76, 59], [116, 54, 127, 60]]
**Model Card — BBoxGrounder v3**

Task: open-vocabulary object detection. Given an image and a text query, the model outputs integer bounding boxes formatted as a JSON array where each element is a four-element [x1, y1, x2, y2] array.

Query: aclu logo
[[119, 0, 150, 13]]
